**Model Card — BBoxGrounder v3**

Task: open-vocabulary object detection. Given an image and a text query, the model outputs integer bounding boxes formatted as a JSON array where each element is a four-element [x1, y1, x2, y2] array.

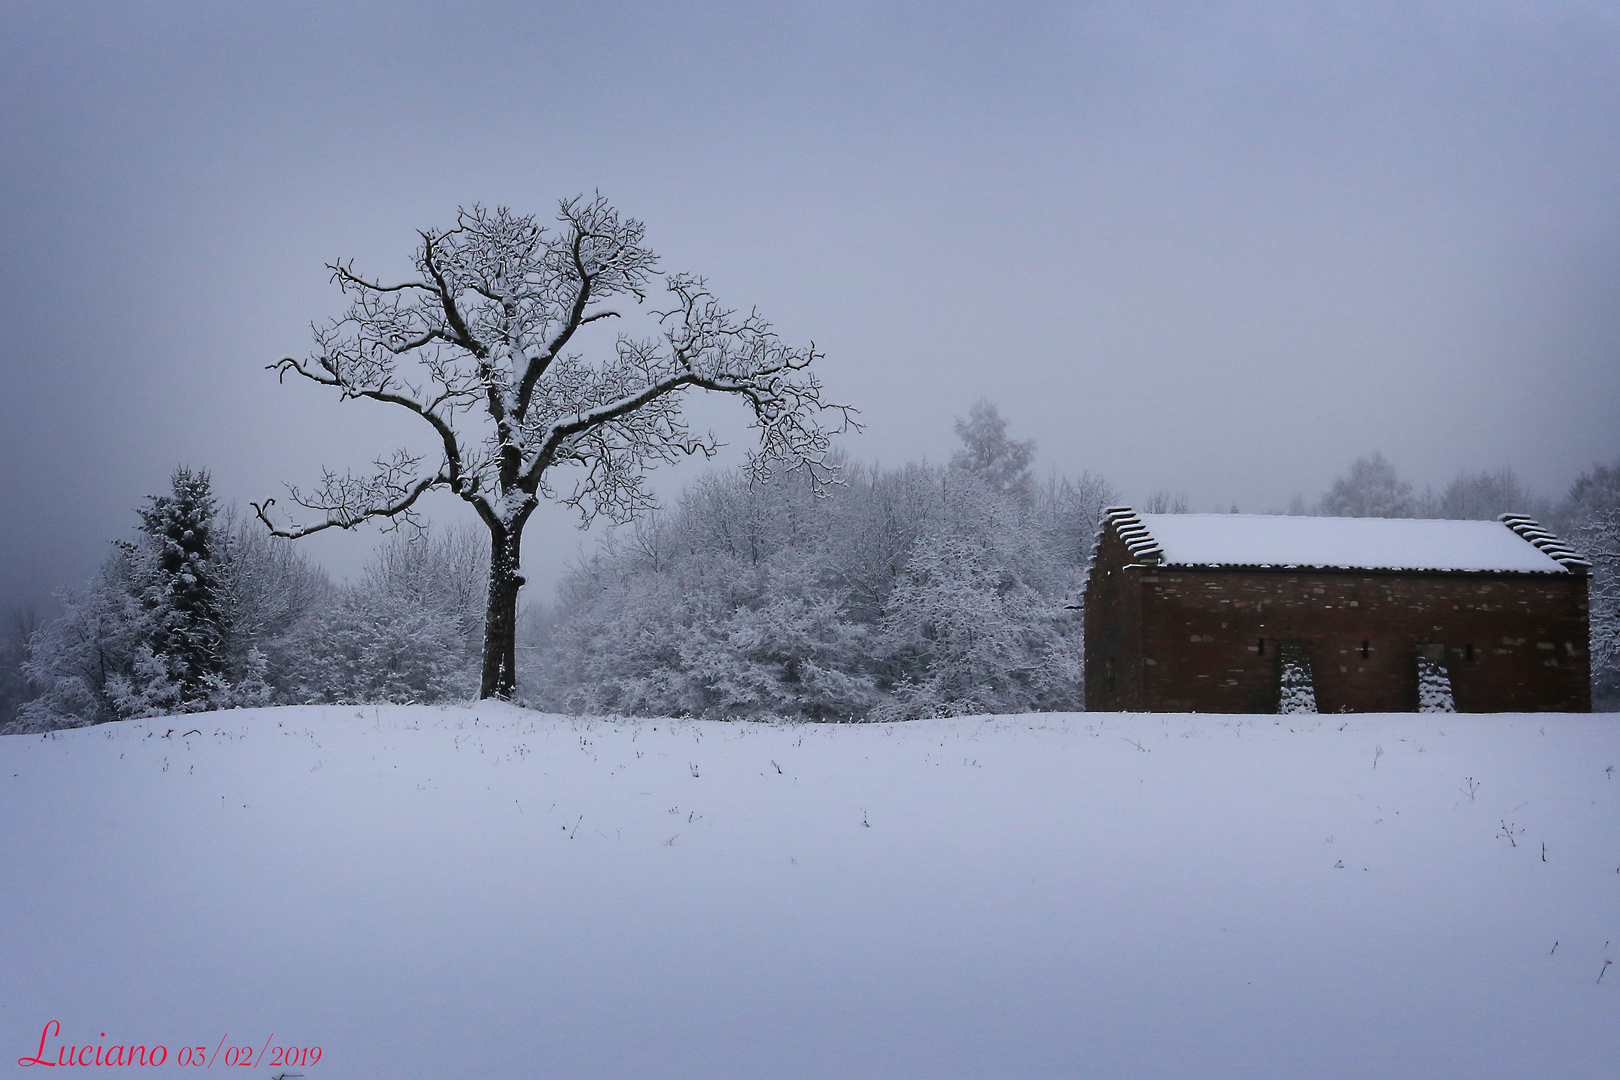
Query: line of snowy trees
[[519, 402, 1116, 720], [2, 468, 488, 733], [4, 434, 1616, 728]]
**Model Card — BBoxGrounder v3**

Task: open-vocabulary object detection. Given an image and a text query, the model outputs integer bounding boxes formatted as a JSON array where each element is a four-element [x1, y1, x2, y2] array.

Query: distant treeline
[[3, 408, 1617, 728]]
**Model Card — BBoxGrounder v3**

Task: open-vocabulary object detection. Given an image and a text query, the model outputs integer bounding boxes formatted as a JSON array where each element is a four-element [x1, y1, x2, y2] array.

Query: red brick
[[1084, 520, 1590, 713]]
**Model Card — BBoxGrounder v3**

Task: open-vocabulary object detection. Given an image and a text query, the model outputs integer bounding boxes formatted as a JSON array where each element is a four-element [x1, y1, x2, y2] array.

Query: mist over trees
[[1141, 491, 1192, 514], [1305, 452, 1554, 523], [270, 528, 486, 706], [950, 399, 1036, 498], [1317, 452, 1418, 518]]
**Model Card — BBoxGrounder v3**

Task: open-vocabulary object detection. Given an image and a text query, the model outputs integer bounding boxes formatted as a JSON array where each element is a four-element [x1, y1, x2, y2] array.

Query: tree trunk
[[480, 523, 526, 699]]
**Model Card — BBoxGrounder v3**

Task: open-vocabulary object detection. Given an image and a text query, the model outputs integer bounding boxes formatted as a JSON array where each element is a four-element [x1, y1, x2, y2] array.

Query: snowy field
[[3, 706, 1616, 1079]]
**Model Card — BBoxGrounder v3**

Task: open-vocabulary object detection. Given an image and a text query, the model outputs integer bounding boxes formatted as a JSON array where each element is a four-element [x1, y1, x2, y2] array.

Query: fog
[[3, 1, 1617, 615]]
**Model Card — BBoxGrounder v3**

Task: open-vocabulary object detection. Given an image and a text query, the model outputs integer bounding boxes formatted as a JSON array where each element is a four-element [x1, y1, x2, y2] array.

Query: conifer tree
[[138, 468, 224, 683], [17, 467, 235, 727], [109, 467, 228, 716]]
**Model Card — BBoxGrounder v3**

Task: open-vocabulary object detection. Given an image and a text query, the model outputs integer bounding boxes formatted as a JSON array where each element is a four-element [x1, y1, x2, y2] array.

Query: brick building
[[1084, 509, 1591, 713]]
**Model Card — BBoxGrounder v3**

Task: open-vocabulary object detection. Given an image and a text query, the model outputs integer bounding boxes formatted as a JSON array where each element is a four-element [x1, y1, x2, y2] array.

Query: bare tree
[[1141, 490, 1190, 514], [1318, 452, 1416, 518], [951, 399, 1035, 499], [255, 197, 853, 698], [1431, 466, 1540, 520]]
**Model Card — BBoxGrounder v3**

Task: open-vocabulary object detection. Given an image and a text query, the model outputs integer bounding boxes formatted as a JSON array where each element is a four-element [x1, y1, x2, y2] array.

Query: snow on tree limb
[[255, 195, 855, 697], [252, 451, 447, 539], [257, 199, 854, 537]]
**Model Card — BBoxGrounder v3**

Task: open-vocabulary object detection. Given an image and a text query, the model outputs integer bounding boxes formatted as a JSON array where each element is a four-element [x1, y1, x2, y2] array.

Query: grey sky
[[3, 1, 1618, 614]]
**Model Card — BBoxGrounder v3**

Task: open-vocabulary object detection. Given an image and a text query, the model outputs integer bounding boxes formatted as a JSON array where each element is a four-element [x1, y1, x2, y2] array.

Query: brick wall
[[1085, 525, 1590, 713]]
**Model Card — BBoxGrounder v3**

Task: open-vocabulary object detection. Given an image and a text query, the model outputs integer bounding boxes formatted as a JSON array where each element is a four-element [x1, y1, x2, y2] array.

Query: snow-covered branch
[[253, 450, 446, 539], [511, 275, 856, 523], [261, 195, 851, 697]]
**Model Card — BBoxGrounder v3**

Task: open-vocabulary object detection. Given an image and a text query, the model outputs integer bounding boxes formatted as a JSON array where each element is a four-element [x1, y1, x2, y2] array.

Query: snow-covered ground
[[3, 706, 1616, 1079]]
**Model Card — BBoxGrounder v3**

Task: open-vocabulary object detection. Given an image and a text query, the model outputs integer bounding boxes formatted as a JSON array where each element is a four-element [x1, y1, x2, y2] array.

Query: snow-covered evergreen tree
[[107, 467, 229, 717], [11, 469, 330, 730], [15, 468, 228, 725]]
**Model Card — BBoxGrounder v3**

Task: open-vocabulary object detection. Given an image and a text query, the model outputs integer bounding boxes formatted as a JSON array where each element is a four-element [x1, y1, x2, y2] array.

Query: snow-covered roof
[[1102, 508, 1588, 574]]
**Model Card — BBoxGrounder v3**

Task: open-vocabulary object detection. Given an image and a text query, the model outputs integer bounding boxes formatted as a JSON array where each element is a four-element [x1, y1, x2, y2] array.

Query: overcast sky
[[2, 1, 1618, 613]]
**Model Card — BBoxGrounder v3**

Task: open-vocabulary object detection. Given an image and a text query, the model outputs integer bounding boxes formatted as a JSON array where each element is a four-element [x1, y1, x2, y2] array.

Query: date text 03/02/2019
[[18, 1022, 321, 1068]]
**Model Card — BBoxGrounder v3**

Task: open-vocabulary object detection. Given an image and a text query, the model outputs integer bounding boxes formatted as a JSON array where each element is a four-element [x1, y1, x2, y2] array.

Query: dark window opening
[[1465, 643, 1474, 662], [1361, 640, 1369, 659], [1257, 638, 1265, 657]]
